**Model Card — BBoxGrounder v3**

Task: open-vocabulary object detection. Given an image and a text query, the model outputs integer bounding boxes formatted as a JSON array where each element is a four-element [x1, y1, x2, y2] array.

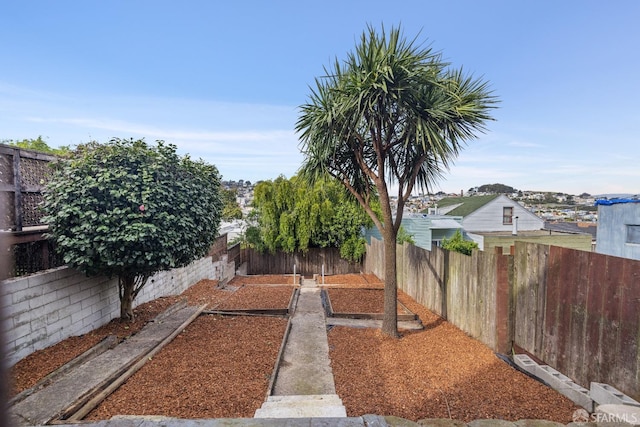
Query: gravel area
[[10, 273, 579, 423]]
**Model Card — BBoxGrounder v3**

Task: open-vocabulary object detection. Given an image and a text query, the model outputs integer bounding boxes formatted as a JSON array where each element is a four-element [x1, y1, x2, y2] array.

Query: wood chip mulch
[[85, 315, 287, 420], [10, 274, 579, 423], [327, 288, 408, 314], [228, 275, 296, 285], [327, 288, 579, 423]]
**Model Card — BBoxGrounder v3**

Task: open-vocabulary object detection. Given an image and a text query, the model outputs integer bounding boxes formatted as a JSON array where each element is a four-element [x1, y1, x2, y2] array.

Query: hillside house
[[435, 195, 592, 252]]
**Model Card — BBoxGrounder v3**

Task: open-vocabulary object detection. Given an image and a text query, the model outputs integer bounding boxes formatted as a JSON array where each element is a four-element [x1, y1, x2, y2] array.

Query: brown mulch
[[86, 315, 287, 420], [215, 285, 294, 310], [10, 274, 579, 423], [321, 273, 384, 287], [228, 275, 295, 285], [327, 288, 578, 423], [327, 288, 408, 314]]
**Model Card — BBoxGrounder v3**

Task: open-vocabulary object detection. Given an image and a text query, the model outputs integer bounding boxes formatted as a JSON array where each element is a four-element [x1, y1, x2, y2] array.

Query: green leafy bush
[[43, 138, 223, 320], [441, 230, 478, 255]]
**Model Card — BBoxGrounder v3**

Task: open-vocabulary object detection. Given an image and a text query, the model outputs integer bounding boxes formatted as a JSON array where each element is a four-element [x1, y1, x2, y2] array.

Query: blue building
[[364, 214, 464, 250], [595, 199, 640, 260]]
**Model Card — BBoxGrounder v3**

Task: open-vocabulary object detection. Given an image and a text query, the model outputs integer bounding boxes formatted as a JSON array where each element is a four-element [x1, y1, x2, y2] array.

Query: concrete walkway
[[254, 279, 347, 418]]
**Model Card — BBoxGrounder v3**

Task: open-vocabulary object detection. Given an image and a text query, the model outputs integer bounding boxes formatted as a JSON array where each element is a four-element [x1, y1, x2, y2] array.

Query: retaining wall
[[1, 255, 234, 366]]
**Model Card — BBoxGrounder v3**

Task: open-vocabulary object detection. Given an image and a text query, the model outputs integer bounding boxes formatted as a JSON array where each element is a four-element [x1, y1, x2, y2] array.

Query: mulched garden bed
[[10, 274, 579, 423], [85, 315, 287, 420]]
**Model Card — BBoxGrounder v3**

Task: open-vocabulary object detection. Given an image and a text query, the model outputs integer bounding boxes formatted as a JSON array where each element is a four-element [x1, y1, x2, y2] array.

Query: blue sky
[[1, 1, 639, 196]]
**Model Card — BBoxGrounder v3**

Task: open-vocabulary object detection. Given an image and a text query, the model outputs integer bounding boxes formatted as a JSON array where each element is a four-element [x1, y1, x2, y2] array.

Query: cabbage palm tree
[[297, 25, 497, 337]]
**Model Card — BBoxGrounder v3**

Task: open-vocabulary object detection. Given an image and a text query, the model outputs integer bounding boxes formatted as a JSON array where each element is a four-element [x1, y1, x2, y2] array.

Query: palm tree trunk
[[381, 225, 399, 337]]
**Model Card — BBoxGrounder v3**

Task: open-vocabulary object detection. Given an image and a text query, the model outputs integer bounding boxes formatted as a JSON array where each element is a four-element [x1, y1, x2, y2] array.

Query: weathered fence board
[[514, 242, 640, 400]]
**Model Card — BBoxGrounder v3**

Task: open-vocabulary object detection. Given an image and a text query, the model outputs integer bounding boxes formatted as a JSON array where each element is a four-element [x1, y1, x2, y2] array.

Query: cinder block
[[82, 307, 105, 327], [513, 354, 539, 376], [26, 271, 56, 288], [537, 365, 593, 411], [56, 301, 81, 320], [6, 322, 32, 342], [70, 287, 93, 305], [81, 294, 103, 310], [70, 305, 94, 325], [12, 287, 43, 304], [45, 326, 62, 343], [591, 382, 640, 407], [594, 404, 640, 425], [4, 299, 30, 318], [11, 309, 33, 328], [52, 266, 77, 280]]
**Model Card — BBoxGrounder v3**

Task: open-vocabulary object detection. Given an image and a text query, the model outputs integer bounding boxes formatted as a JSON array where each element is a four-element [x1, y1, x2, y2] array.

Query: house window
[[627, 225, 640, 244], [503, 207, 513, 225]]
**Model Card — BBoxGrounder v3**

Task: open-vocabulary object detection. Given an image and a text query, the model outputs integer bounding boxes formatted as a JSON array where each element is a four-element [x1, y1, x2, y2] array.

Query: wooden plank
[[616, 259, 640, 400], [599, 256, 624, 385], [564, 248, 590, 384], [553, 247, 574, 374], [495, 248, 513, 354], [584, 252, 607, 385], [533, 244, 549, 357], [541, 245, 562, 366]]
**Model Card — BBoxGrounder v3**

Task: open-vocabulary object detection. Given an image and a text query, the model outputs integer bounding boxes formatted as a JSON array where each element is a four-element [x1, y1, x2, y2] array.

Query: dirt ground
[[10, 274, 578, 422]]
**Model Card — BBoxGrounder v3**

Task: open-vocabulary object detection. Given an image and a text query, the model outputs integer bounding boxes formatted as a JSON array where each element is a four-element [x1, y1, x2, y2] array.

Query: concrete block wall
[[2, 256, 221, 367]]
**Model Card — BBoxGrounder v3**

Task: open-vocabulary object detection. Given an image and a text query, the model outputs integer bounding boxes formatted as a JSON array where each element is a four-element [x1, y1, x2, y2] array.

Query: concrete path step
[[301, 278, 317, 287], [254, 394, 347, 418]]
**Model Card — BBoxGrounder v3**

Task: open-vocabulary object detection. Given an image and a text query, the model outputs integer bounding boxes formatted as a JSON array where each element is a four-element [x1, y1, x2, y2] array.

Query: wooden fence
[[245, 247, 362, 276], [514, 242, 640, 401], [365, 238, 512, 352], [364, 238, 640, 400]]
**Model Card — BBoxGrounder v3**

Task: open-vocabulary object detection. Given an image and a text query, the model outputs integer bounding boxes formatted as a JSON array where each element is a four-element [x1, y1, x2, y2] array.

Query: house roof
[[436, 195, 499, 217], [545, 221, 597, 239], [429, 219, 464, 229]]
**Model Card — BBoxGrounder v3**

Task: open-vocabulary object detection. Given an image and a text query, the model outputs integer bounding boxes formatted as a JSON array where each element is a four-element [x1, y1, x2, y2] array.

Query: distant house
[[595, 199, 640, 260], [436, 194, 592, 252], [364, 214, 464, 251]]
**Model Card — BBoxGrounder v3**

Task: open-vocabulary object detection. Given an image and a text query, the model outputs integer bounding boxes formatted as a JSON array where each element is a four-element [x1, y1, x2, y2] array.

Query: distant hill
[[474, 183, 517, 194]]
